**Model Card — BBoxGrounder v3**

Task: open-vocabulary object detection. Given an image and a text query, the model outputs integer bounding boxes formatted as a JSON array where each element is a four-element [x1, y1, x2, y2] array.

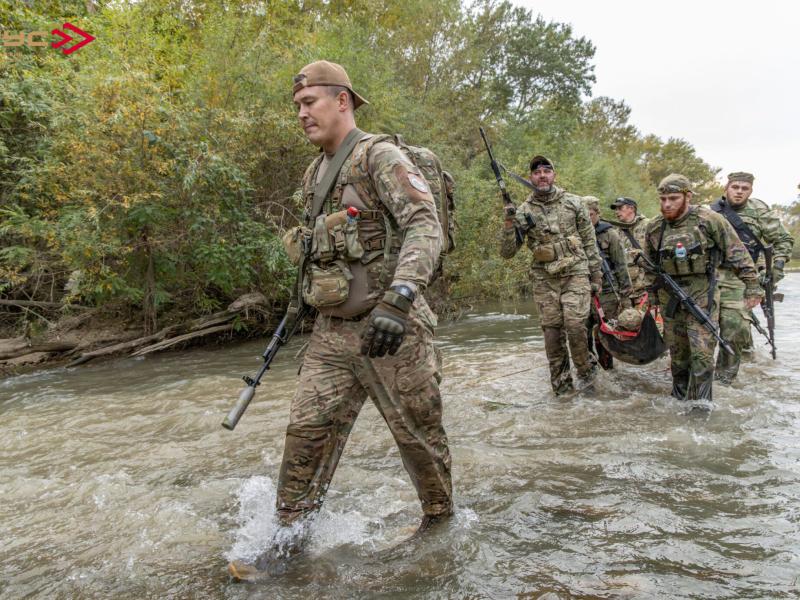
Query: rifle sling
[[710, 198, 765, 262], [311, 127, 366, 220]]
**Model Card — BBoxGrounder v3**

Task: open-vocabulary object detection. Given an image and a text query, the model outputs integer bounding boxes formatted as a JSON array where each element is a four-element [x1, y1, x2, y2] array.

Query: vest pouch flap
[[311, 214, 336, 262], [302, 261, 353, 308], [533, 243, 556, 262]]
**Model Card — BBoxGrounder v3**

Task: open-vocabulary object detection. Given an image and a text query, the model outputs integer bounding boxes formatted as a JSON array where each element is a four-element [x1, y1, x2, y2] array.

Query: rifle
[[222, 302, 310, 430], [598, 253, 620, 300], [635, 252, 734, 355], [749, 310, 774, 350], [479, 127, 524, 244], [760, 245, 783, 360]]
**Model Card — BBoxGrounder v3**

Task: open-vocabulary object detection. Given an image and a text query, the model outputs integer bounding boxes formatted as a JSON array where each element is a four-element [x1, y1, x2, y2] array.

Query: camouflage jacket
[[609, 214, 651, 295], [499, 186, 601, 280], [644, 206, 761, 310], [300, 133, 442, 317], [595, 221, 632, 296], [711, 196, 795, 302]]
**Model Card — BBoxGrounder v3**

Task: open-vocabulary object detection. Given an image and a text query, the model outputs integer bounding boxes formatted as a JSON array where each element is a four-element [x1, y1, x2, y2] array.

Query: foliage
[[0, 0, 732, 330]]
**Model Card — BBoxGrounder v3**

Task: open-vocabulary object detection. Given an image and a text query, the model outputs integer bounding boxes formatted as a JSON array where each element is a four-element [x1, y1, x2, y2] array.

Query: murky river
[[2, 275, 799, 598]]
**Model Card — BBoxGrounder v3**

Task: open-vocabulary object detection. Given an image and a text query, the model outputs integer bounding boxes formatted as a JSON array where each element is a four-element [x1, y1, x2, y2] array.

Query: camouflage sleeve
[[758, 206, 794, 262], [499, 222, 522, 259], [368, 142, 442, 291], [607, 229, 632, 292], [575, 201, 601, 273], [712, 214, 761, 298]]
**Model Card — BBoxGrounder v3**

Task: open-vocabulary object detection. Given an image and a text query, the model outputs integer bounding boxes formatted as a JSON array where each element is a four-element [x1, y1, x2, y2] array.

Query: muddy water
[[2, 275, 799, 598]]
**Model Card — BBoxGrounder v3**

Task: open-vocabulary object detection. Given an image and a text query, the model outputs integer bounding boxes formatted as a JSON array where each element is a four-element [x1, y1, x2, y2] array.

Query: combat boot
[[228, 529, 306, 581], [410, 511, 453, 540]]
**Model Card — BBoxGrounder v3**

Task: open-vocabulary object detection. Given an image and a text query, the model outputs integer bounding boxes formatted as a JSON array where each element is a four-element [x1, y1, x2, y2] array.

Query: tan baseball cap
[[292, 60, 369, 109]]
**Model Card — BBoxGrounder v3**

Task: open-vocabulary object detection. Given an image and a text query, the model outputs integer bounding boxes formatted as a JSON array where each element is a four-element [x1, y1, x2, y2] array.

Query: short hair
[[327, 85, 354, 109]]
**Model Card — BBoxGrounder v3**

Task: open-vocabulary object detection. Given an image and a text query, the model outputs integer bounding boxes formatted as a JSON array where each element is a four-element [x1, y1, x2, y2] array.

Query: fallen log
[[130, 323, 235, 356], [0, 339, 77, 360], [0, 299, 91, 310]]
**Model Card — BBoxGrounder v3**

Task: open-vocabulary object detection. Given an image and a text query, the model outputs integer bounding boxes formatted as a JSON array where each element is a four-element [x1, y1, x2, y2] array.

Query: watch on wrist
[[390, 284, 416, 303]]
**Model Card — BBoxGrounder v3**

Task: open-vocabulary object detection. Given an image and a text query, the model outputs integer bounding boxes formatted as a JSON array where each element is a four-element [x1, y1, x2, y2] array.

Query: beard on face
[[661, 196, 688, 221]]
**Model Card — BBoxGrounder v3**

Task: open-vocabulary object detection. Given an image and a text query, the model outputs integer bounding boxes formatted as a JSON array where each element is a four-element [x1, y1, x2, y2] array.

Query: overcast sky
[[519, 0, 800, 206]]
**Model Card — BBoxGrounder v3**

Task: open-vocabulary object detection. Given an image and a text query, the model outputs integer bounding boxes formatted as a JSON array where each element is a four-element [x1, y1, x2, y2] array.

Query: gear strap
[[311, 127, 366, 220], [710, 197, 764, 263]]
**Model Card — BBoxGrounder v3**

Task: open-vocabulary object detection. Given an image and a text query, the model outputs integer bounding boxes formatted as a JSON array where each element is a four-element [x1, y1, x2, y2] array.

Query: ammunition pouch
[[658, 242, 706, 276], [533, 235, 584, 275], [302, 260, 353, 308], [664, 293, 680, 318], [282, 226, 309, 266], [309, 212, 366, 263]]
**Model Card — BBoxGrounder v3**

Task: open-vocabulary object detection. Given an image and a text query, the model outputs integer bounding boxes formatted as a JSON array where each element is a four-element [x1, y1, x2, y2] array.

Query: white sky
[[519, 0, 800, 206]]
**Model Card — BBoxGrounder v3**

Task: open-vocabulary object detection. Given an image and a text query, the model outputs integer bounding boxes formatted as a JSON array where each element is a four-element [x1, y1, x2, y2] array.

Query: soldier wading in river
[[584, 196, 632, 370], [643, 174, 762, 402], [499, 156, 603, 395], [609, 196, 651, 305], [711, 171, 794, 384], [228, 61, 452, 580]]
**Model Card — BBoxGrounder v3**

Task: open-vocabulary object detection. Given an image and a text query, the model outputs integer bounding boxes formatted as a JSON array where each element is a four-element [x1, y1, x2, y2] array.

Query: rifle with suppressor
[[479, 127, 526, 244], [635, 252, 734, 355], [222, 302, 309, 430]]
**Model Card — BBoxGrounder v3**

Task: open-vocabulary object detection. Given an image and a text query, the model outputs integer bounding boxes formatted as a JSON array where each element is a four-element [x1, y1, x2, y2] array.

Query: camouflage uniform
[[611, 214, 651, 302], [500, 186, 602, 393], [589, 218, 632, 369], [645, 183, 760, 401], [277, 134, 452, 527], [712, 188, 794, 383]]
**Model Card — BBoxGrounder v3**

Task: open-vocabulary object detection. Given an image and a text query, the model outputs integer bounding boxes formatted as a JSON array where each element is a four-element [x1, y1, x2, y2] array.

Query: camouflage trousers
[[533, 273, 593, 393], [663, 303, 721, 401], [587, 292, 621, 370], [276, 305, 453, 526], [715, 305, 753, 384]]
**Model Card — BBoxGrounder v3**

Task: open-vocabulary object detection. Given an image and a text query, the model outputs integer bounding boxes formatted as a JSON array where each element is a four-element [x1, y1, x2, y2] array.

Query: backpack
[[391, 134, 456, 260]]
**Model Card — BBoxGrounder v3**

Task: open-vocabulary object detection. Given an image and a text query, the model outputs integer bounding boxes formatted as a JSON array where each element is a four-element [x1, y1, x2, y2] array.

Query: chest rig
[[654, 209, 717, 278], [519, 193, 586, 271], [298, 136, 403, 309]]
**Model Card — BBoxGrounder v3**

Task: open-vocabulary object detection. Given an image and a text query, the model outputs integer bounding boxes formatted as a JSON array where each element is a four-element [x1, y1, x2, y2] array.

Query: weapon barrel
[[222, 385, 257, 431]]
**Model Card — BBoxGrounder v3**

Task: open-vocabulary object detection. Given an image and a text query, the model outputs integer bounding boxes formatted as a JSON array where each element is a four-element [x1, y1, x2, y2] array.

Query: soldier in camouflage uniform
[[229, 61, 452, 580], [644, 174, 762, 402], [584, 196, 632, 369], [608, 197, 651, 304], [499, 156, 603, 395], [711, 172, 794, 383]]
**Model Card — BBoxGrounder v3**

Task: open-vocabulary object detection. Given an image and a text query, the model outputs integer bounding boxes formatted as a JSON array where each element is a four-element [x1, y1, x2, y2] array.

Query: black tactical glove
[[360, 286, 414, 358], [774, 259, 786, 284], [503, 203, 517, 219]]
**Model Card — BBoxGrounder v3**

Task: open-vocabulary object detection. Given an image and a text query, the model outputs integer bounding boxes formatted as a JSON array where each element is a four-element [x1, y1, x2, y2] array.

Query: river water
[[2, 275, 799, 599]]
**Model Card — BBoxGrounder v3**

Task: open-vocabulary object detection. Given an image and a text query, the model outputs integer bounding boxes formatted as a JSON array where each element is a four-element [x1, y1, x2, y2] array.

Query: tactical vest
[[299, 134, 450, 316], [519, 192, 587, 274], [655, 210, 717, 277]]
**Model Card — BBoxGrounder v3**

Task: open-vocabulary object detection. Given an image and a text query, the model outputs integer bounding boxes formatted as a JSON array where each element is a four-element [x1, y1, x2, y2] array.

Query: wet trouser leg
[[542, 326, 572, 393], [664, 306, 718, 401], [562, 275, 594, 378], [535, 274, 592, 392], [715, 306, 751, 384], [276, 310, 452, 526]]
